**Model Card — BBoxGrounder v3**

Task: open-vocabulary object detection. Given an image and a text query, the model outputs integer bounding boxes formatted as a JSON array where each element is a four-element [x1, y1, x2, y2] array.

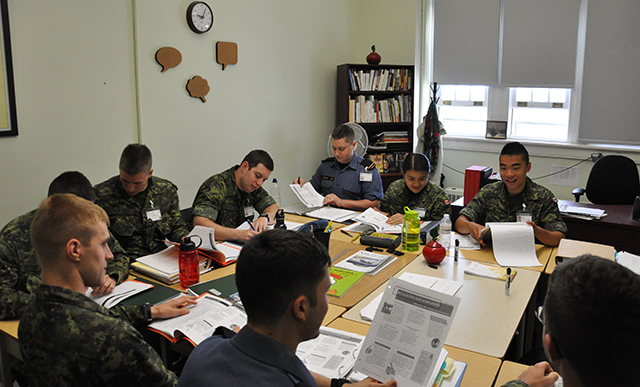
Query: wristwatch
[[259, 213, 269, 222], [144, 303, 153, 323]]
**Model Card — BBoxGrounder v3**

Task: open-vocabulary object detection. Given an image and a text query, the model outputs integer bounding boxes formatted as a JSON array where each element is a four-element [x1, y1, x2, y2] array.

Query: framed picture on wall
[[0, 0, 17, 137]]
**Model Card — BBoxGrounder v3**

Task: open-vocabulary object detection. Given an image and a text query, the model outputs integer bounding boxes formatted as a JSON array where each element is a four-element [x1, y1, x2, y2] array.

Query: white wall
[[0, 0, 417, 226]]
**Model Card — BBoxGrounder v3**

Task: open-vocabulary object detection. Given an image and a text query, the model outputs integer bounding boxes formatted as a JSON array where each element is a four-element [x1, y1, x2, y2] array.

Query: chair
[[572, 155, 640, 204]]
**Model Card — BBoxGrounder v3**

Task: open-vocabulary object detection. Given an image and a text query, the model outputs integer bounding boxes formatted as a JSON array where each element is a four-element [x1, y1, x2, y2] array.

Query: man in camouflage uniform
[[191, 149, 278, 243], [379, 153, 450, 223], [19, 193, 197, 387], [456, 142, 567, 247], [0, 171, 130, 321], [294, 123, 383, 211], [501, 255, 640, 387], [95, 144, 190, 257]]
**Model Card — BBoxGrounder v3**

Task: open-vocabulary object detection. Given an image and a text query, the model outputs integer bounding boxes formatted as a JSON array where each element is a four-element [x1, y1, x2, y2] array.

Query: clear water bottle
[[402, 206, 420, 252], [270, 178, 281, 207], [438, 214, 452, 250], [179, 236, 199, 288]]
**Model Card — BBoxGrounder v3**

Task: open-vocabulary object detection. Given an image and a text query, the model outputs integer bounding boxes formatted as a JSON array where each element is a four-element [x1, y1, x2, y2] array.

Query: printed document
[[296, 326, 364, 379], [360, 272, 463, 321], [484, 222, 541, 267], [290, 182, 325, 208], [354, 277, 460, 387]]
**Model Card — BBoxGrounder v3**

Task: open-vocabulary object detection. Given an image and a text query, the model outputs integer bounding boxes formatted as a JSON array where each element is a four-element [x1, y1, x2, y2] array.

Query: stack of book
[[368, 152, 408, 173], [348, 95, 412, 123], [348, 68, 412, 92]]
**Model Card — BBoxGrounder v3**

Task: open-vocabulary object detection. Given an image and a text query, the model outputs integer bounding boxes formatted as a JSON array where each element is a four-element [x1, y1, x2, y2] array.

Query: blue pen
[[247, 219, 257, 232]]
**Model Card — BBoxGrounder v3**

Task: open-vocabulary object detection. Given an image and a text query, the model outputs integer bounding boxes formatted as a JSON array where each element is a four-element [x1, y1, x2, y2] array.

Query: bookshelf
[[336, 64, 415, 190]]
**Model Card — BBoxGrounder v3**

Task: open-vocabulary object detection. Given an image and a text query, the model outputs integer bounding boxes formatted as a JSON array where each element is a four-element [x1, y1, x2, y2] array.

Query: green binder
[[120, 277, 183, 306], [187, 274, 237, 299]]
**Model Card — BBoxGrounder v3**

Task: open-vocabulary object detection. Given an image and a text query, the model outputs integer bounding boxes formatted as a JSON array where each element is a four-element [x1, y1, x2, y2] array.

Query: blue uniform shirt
[[309, 153, 383, 201]]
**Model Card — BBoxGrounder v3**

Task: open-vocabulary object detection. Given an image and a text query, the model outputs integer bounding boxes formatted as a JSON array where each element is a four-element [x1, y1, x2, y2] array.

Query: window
[[437, 85, 571, 142], [509, 88, 571, 142], [437, 85, 487, 137]]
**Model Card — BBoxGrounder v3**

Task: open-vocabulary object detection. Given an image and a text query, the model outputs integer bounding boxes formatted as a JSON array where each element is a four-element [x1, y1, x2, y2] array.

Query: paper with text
[[355, 277, 460, 387], [360, 272, 463, 321], [296, 326, 365, 379], [290, 182, 325, 208], [486, 222, 541, 267]]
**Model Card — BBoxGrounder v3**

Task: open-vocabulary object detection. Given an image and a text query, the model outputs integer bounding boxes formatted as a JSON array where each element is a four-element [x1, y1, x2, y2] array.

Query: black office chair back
[[586, 155, 640, 205]]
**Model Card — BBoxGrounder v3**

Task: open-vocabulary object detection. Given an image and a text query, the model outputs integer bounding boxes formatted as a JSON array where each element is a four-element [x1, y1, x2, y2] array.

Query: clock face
[[187, 2, 213, 33]]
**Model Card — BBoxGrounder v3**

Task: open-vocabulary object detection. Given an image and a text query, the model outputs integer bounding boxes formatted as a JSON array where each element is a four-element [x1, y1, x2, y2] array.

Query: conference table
[[340, 240, 553, 359], [328, 318, 502, 387], [556, 199, 640, 255], [453, 197, 640, 255]]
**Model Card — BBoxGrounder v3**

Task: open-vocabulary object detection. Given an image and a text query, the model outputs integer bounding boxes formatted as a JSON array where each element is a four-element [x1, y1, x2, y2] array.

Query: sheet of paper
[[451, 233, 480, 250], [296, 326, 365, 379], [290, 182, 325, 208], [354, 277, 460, 387], [487, 222, 541, 267], [306, 207, 356, 222], [136, 246, 180, 276], [617, 251, 640, 275], [359, 272, 463, 321], [86, 280, 154, 308]]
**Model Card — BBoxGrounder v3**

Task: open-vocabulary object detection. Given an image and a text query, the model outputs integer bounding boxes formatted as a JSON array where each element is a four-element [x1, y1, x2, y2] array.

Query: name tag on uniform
[[146, 209, 162, 222], [517, 212, 532, 223], [415, 207, 426, 218], [359, 173, 373, 182], [244, 206, 254, 218]]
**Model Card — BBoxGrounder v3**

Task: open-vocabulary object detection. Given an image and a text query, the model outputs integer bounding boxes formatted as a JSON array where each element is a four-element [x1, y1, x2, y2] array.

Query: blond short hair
[[31, 194, 109, 266]]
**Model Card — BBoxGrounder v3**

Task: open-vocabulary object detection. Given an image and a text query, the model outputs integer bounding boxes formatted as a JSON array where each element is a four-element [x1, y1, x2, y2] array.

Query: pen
[[505, 267, 511, 296], [341, 229, 353, 237], [324, 221, 333, 233], [428, 263, 438, 270], [247, 219, 257, 232], [454, 239, 459, 262]]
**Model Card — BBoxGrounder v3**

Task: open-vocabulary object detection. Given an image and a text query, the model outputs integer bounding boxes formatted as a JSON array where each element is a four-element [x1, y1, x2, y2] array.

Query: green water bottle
[[402, 206, 420, 252]]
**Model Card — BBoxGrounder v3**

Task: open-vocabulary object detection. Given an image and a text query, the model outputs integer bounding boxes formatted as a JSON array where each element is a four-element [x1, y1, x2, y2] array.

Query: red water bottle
[[179, 236, 199, 288]]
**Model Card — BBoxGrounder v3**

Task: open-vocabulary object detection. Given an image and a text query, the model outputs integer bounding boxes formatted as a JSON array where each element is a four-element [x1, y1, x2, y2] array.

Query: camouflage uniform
[[501, 381, 529, 387], [19, 284, 177, 387], [459, 178, 568, 233], [191, 166, 276, 228], [0, 210, 130, 320], [380, 179, 451, 220], [95, 175, 190, 258]]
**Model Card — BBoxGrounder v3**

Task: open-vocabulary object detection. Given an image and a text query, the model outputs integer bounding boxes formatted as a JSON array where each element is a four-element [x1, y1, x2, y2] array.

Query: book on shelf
[[348, 95, 412, 123], [349, 68, 412, 92], [365, 152, 408, 174], [327, 267, 365, 297]]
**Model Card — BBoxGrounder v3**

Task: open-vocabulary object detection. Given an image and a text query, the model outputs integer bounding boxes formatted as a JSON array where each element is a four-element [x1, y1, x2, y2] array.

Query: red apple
[[366, 45, 381, 65], [423, 240, 446, 264]]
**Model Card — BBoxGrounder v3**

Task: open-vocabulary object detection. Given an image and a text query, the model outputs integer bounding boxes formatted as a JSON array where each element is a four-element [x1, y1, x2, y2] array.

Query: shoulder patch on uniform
[[552, 197, 558, 202], [322, 157, 335, 163], [360, 159, 376, 170], [444, 199, 450, 205]]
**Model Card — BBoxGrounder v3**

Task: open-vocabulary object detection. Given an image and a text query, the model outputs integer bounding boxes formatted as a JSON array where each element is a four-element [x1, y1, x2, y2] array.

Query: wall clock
[[186, 1, 213, 34]]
